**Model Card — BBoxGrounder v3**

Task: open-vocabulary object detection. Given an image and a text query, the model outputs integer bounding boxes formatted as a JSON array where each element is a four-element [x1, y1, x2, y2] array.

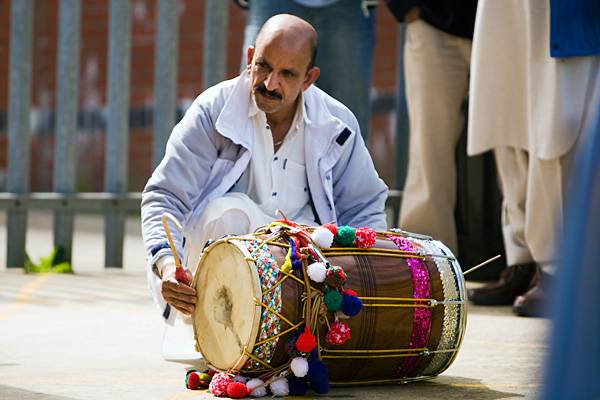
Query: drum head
[[192, 240, 262, 371]]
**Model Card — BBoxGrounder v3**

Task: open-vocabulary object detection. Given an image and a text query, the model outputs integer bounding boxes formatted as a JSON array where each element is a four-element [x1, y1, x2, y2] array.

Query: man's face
[[247, 36, 317, 117]]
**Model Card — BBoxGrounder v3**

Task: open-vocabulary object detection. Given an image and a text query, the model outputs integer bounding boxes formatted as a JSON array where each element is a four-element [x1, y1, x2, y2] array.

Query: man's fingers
[[166, 297, 195, 315], [162, 279, 196, 295]]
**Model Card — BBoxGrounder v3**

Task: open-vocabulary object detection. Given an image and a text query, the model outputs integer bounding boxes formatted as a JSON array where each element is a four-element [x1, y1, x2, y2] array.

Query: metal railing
[[0, 0, 406, 269]]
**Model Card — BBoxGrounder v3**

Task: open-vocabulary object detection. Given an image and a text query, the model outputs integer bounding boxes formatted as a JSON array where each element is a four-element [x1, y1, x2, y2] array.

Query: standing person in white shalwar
[[140, 14, 388, 364], [467, 0, 600, 317]]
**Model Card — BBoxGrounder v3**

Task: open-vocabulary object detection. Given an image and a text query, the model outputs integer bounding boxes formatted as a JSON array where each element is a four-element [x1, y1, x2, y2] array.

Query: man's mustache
[[254, 84, 283, 100]]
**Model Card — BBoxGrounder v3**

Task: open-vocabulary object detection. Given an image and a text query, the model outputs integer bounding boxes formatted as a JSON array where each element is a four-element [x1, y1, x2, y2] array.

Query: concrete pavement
[[0, 212, 548, 399]]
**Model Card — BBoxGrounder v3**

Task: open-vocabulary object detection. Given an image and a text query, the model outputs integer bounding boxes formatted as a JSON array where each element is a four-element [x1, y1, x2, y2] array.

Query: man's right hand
[[160, 262, 197, 316]]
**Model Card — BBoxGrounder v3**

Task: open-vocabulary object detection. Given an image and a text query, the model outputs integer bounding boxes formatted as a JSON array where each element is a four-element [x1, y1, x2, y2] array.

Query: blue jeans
[[242, 0, 375, 140]]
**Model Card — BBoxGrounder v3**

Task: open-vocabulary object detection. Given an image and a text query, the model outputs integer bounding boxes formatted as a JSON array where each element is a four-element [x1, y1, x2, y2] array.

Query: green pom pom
[[324, 290, 343, 311], [198, 373, 212, 383], [335, 225, 356, 246]]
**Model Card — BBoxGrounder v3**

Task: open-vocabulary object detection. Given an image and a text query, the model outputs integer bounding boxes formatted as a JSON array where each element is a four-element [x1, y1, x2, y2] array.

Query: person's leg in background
[[242, 0, 375, 140], [398, 19, 471, 254]]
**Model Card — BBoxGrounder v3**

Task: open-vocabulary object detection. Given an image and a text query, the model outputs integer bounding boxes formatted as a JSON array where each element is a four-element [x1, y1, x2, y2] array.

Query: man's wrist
[[156, 255, 176, 279]]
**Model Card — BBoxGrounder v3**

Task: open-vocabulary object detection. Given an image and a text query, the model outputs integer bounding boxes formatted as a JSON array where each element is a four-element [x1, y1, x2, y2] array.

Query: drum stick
[[161, 213, 183, 270], [462, 254, 501, 276]]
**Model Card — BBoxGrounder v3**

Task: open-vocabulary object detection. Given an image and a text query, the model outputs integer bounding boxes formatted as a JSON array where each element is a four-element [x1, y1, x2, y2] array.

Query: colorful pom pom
[[281, 247, 293, 274], [288, 376, 308, 396], [307, 262, 327, 283], [227, 381, 250, 398], [197, 372, 211, 388], [324, 289, 343, 311], [322, 223, 338, 237], [343, 288, 358, 297], [325, 320, 351, 345], [307, 358, 328, 383], [311, 227, 334, 248], [232, 375, 248, 384], [335, 225, 356, 246], [296, 328, 317, 353], [186, 371, 201, 390], [342, 293, 363, 317], [209, 372, 232, 397], [246, 378, 267, 397], [291, 357, 309, 377], [355, 227, 377, 248], [270, 377, 290, 396], [311, 377, 330, 394], [325, 265, 347, 288]]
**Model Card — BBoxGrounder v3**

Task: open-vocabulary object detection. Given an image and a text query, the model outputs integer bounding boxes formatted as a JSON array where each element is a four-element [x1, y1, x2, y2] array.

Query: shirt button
[[273, 156, 278, 161], [272, 192, 277, 196], [326, 175, 331, 180], [266, 125, 270, 130]]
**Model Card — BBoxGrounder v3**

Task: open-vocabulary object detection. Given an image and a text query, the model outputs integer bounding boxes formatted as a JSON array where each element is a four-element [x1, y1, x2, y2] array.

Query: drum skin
[[193, 231, 467, 385]]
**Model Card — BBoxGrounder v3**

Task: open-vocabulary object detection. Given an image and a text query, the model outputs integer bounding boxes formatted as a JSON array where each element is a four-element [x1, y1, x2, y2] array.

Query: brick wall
[[0, 0, 402, 192]]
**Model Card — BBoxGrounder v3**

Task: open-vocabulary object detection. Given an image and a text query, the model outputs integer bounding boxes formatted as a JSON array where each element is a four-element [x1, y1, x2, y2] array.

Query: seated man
[[140, 14, 387, 361]]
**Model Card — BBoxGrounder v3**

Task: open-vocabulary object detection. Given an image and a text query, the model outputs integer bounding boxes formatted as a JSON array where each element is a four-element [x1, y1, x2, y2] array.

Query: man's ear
[[302, 66, 320, 91], [246, 46, 255, 69]]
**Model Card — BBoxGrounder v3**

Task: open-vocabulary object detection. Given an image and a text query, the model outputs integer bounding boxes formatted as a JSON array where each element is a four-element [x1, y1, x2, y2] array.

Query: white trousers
[[399, 19, 472, 254], [495, 62, 600, 271]]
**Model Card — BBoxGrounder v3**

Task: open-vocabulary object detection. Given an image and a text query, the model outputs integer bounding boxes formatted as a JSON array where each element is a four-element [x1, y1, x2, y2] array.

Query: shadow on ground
[[0, 385, 80, 400], [320, 376, 525, 400]]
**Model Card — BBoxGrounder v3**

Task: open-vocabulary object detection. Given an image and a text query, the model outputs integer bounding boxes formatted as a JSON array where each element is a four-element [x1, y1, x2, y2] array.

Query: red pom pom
[[175, 267, 190, 284], [208, 369, 217, 377], [296, 327, 317, 353], [187, 372, 201, 390], [355, 227, 377, 248], [325, 321, 351, 345], [209, 372, 233, 397], [227, 381, 250, 398], [322, 223, 338, 237], [343, 288, 358, 297]]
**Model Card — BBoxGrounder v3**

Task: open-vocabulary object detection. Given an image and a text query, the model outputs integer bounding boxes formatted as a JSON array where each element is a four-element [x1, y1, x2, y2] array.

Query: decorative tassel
[[307, 262, 327, 283], [246, 378, 267, 397], [270, 377, 290, 396], [281, 246, 293, 274], [209, 372, 232, 397], [324, 289, 343, 311], [288, 376, 308, 396], [307, 357, 328, 383], [185, 371, 201, 390], [311, 226, 334, 248], [325, 320, 351, 345], [342, 293, 363, 317], [335, 225, 356, 246], [322, 223, 338, 237], [355, 227, 377, 248], [325, 265, 347, 288], [291, 357, 309, 377], [296, 327, 317, 353], [311, 378, 330, 394], [227, 381, 250, 398]]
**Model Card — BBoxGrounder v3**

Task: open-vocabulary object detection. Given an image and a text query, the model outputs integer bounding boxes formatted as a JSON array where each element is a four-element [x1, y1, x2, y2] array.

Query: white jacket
[[141, 71, 388, 317]]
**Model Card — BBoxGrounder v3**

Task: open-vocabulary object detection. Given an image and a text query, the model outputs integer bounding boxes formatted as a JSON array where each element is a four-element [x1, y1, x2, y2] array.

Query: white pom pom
[[290, 357, 309, 377], [307, 262, 327, 283], [246, 378, 267, 397], [336, 310, 350, 319], [269, 377, 290, 396], [311, 227, 334, 248], [233, 375, 248, 384]]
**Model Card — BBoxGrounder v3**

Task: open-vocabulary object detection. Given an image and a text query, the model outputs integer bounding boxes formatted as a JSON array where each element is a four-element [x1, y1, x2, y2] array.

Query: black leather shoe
[[512, 269, 552, 317], [468, 263, 537, 306]]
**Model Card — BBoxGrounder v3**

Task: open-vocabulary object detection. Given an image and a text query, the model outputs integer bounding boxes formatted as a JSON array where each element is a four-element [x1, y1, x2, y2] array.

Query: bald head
[[255, 14, 318, 71]]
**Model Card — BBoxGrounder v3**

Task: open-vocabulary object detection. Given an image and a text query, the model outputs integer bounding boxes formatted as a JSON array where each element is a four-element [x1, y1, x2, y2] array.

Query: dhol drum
[[191, 222, 467, 386]]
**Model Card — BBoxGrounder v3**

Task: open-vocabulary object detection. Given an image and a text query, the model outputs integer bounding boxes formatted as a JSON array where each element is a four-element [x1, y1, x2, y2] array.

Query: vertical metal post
[[393, 25, 409, 223], [152, 0, 179, 169], [6, 0, 33, 268], [53, 0, 81, 263], [202, 0, 228, 90], [104, 0, 131, 268]]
